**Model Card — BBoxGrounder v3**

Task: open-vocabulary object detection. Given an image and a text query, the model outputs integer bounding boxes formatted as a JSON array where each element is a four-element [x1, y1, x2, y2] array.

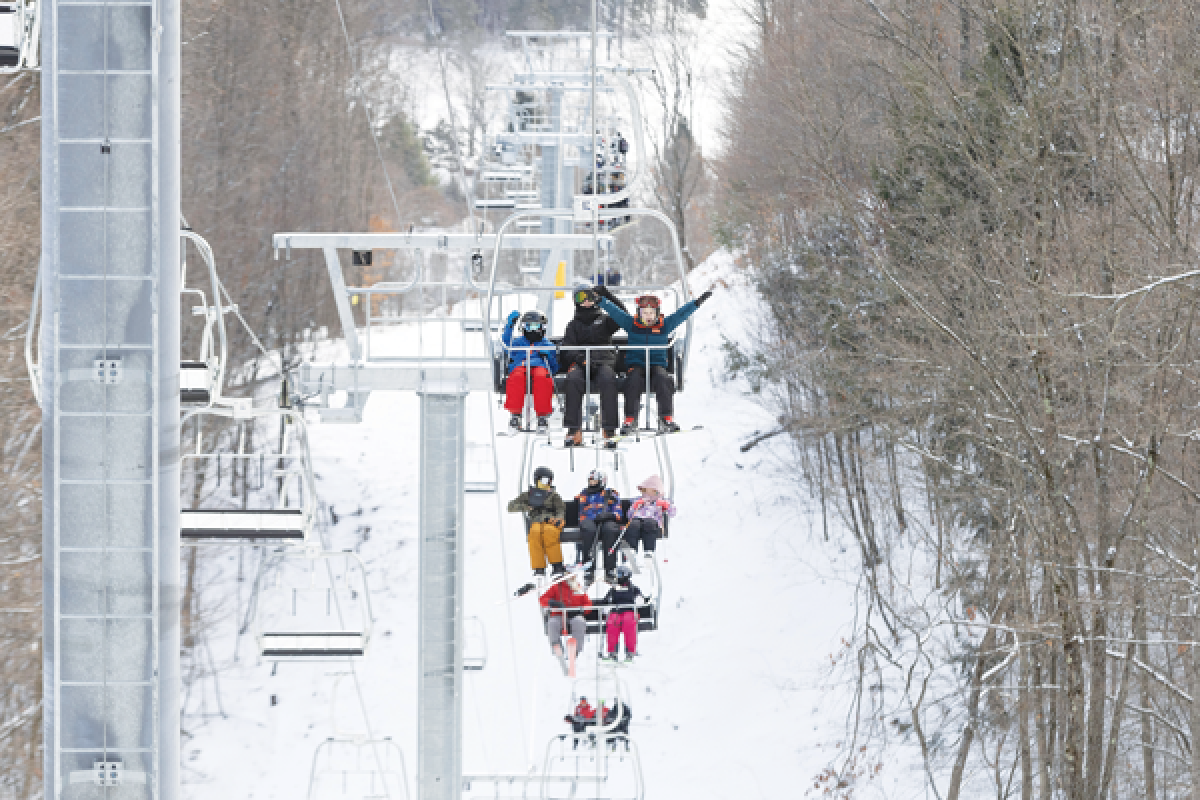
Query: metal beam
[[297, 362, 493, 395], [43, 0, 179, 793], [272, 232, 611, 252], [417, 388, 466, 800]]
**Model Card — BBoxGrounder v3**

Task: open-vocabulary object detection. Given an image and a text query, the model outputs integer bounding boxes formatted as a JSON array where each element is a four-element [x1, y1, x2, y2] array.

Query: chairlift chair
[[0, 0, 37, 71], [254, 547, 374, 659], [307, 737, 410, 800], [539, 731, 643, 800], [463, 616, 488, 671], [180, 408, 317, 544], [180, 230, 230, 407]]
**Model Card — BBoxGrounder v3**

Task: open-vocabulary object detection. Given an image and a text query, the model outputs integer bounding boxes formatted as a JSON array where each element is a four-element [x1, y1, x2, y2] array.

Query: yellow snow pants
[[528, 521, 564, 570]]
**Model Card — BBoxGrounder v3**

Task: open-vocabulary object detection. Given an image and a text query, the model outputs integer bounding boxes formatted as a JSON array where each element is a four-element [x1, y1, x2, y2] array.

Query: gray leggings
[[547, 614, 587, 653]]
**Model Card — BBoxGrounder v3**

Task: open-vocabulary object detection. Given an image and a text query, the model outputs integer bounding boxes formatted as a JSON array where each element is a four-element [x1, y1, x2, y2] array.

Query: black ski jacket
[[600, 584, 646, 613], [561, 305, 622, 372]]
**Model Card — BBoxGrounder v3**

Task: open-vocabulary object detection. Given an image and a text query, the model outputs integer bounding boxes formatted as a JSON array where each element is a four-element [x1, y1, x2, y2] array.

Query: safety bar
[[180, 407, 319, 524], [482, 208, 695, 392]]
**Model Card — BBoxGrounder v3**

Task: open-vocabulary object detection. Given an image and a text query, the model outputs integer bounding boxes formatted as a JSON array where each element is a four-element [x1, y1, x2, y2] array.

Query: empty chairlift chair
[[540, 723, 643, 800], [463, 616, 487, 671], [254, 548, 374, 659], [0, 4, 19, 67], [307, 736, 410, 800], [0, 0, 36, 71], [180, 408, 317, 544], [180, 230, 229, 407]]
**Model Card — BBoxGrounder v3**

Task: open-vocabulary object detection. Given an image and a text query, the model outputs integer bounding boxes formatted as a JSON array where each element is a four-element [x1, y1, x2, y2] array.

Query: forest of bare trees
[[722, 1, 1200, 797]]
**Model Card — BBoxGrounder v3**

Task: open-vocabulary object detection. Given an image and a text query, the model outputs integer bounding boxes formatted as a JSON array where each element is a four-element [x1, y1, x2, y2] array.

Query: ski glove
[[694, 290, 713, 307], [506, 310, 520, 327], [593, 284, 616, 302], [548, 518, 565, 528]]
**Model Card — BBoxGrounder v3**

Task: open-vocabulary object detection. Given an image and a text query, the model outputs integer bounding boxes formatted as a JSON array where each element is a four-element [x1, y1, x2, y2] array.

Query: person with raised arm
[[592, 284, 713, 434]]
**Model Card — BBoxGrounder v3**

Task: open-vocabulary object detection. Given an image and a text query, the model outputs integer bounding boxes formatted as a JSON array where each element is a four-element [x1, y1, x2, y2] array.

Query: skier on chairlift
[[575, 469, 623, 582], [564, 696, 597, 734], [507, 466, 567, 578], [502, 309, 558, 433], [600, 565, 646, 662], [622, 474, 675, 559], [561, 287, 626, 448], [592, 284, 713, 434], [540, 568, 592, 677]]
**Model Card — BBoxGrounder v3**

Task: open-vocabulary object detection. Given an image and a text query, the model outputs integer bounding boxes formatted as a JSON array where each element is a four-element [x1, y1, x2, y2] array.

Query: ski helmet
[[635, 295, 661, 310], [573, 287, 597, 306], [520, 310, 548, 333], [615, 565, 632, 585], [533, 466, 554, 487], [587, 469, 606, 487]]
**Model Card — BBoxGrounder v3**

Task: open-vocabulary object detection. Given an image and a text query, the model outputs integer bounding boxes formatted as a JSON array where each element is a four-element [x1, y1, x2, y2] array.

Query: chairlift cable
[[313, 507, 395, 799], [484, 386, 532, 762], [330, 0, 403, 221]]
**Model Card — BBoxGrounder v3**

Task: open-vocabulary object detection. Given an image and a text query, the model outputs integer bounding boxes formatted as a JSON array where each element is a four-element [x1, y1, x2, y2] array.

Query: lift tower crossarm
[[272, 232, 612, 254]]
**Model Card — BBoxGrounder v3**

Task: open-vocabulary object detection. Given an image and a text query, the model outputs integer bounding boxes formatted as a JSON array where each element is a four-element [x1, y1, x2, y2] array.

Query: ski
[[606, 425, 704, 445], [499, 562, 592, 605]]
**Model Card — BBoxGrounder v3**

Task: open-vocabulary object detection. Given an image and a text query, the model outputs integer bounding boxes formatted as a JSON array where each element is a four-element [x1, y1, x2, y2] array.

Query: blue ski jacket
[[596, 297, 698, 369], [502, 321, 559, 374]]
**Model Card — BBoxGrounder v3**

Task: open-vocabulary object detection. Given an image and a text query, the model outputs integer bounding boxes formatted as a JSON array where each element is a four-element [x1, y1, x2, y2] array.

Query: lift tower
[[41, 0, 181, 796]]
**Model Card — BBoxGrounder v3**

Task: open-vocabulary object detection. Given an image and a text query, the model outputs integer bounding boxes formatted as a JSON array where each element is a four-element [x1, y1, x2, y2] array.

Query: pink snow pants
[[605, 611, 638, 654]]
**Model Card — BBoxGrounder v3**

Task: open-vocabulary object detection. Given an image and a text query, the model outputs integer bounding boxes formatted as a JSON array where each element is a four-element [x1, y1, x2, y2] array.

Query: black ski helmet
[[533, 466, 554, 487], [520, 310, 548, 341], [615, 565, 632, 585]]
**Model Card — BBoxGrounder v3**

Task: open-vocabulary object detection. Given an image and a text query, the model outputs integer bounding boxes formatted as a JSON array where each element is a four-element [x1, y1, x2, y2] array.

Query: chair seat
[[181, 509, 307, 540], [259, 631, 366, 658]]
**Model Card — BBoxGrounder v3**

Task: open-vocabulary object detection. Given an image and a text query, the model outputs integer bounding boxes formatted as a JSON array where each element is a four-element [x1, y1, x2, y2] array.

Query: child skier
[[622, 474, 675, 559], [502, 309, 559, 432], [575, 469, 623, 581], [592, 284, 713, 434], [540, 569, 592, 677], [600, 566, 646, 662], [507, 466, 567, 577], [564, 697, 597, 734]]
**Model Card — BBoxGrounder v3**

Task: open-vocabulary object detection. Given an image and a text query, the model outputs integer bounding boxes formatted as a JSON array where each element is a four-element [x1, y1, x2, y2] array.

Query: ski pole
[[607, 522, 631, 556]]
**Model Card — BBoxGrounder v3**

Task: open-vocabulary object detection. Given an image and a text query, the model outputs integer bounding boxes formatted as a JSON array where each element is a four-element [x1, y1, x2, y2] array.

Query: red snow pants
[[505, 366, 554, 417], [605, 610, 638, 655]]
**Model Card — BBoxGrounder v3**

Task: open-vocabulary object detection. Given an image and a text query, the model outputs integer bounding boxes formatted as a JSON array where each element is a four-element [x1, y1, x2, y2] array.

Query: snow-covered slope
[[181, 252, 917, 799]]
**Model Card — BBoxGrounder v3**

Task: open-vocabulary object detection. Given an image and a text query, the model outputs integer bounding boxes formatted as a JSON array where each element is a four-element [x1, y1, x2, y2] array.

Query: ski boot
[[603, 429, 618, 449], [565, 429, 583, 447], [620, 417, 636, 436], [537, 416, 550, 433], [509, 414, 521, 432], [657, 416, 680, 434], [625, 651, 636, 662], [600, 651, 618, 662], [551, 562, 567, 577]]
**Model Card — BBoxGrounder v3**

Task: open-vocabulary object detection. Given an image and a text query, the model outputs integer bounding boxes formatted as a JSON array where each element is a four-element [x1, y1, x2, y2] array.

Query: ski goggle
[[523, 319, 546, 332], [574, 289, 596, 304], [636, 295, 661, 310]]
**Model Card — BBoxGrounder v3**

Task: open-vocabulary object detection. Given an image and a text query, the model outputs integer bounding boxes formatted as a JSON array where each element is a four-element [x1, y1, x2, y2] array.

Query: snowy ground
[[181, 253, 930, 798]]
